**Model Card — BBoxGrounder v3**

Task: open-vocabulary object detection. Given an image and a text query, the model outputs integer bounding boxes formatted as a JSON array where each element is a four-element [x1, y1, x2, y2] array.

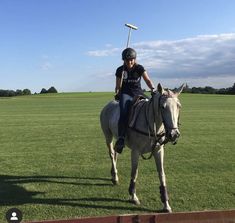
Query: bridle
[[158, 93, 181, 136], [141, 92, 180, 160]]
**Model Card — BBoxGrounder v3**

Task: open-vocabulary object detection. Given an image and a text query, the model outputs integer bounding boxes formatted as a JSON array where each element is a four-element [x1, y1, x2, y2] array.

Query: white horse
[[100, 83, 184, 212]]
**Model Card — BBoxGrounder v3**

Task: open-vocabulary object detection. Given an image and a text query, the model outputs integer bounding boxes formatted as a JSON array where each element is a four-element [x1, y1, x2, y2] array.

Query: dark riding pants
[[118, 93, 133, 138]]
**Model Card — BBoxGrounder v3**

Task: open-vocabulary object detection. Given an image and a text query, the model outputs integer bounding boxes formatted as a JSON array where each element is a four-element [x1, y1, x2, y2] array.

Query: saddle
[[128, 95, 148, 128]]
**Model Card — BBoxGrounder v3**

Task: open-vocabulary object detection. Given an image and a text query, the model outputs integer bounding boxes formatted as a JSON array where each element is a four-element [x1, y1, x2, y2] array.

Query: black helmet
[[122, 48, 137, 60]]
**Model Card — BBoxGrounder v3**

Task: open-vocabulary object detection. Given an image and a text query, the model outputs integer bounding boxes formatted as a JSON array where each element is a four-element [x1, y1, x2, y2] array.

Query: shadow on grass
[[0, 175, 158, 212]]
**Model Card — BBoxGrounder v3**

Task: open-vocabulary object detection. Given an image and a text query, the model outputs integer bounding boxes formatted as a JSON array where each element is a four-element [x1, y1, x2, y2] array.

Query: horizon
[[1, 82, 234, 95]]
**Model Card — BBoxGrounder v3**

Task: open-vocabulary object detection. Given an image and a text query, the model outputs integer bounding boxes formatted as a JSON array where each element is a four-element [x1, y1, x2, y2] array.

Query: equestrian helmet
[[122, 48, 137, 60]]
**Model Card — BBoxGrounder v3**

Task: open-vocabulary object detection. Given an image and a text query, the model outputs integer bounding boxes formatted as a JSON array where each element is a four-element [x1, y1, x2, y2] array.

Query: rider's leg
[[114, 93, 133, 154]]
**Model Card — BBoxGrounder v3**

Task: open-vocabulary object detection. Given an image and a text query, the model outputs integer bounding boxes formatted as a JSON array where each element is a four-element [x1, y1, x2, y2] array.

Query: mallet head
[[125, 23, 138, 30]]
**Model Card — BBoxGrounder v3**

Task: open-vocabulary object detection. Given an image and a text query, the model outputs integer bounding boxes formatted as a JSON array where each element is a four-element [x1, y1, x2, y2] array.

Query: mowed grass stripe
[[0, 92, 234, 221]]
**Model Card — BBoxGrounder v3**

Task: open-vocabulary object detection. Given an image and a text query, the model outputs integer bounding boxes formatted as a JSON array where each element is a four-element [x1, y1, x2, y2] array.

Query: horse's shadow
[[0, 175, 157, 212]]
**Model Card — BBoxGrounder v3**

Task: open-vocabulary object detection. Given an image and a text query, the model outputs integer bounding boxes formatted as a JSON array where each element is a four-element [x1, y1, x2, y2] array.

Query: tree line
[[0, 86, 58, 97], [181, 83, 235, 95], [1, 83, 235, 97]]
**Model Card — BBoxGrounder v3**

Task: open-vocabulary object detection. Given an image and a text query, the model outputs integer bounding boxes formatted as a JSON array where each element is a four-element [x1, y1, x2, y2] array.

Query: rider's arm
[[115, 76, 122, 94], [142, 71, 155, 91]]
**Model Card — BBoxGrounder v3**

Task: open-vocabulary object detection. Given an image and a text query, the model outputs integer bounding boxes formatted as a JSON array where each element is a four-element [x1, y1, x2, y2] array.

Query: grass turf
[[0, 92, 234, 221]]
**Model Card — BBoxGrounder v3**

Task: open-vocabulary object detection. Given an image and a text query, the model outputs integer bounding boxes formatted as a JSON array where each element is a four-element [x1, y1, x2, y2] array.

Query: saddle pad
[[129, 99, 147, 128]]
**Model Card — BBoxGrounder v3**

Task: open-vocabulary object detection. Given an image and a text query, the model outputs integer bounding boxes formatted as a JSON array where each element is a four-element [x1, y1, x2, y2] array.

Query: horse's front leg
[[129, 149, 140, 205], [153, 146, 172, 212]]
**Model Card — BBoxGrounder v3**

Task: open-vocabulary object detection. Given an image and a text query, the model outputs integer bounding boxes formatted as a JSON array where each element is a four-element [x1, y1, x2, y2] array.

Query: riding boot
[[114, 119, 127, 154]]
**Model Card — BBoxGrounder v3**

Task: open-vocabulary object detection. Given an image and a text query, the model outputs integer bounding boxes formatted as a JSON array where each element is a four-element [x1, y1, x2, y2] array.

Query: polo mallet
[[125, 23, 138, 48], [116, 23, 138, 98]]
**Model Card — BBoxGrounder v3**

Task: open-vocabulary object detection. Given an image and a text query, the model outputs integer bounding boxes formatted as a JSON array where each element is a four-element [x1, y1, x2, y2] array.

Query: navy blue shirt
[[115, 64, 145, 97]]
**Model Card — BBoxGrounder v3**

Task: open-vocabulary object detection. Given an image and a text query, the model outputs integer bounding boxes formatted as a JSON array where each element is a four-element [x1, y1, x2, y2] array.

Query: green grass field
[[0, 92, 234, 222]]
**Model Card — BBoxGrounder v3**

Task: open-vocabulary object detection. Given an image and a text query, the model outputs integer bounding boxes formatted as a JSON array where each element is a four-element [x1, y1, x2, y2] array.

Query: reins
[[141, 93, 167, 160]]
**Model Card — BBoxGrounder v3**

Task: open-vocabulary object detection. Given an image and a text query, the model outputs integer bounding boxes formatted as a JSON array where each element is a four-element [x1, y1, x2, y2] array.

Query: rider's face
[[124, 59, 135, 69]]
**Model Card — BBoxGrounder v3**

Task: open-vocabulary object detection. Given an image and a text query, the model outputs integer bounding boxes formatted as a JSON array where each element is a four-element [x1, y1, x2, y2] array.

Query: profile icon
[[10, 212, 18, 221], [6, 208, 23, 223]]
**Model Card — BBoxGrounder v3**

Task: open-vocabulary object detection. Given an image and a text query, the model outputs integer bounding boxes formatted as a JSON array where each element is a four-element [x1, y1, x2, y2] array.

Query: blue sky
[[0, 0, 235, 93]]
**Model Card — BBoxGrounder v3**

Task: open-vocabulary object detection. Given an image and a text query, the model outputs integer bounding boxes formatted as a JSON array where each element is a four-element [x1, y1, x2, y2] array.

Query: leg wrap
[[159, 185, 169, 203], [129, 179, 136, 195]]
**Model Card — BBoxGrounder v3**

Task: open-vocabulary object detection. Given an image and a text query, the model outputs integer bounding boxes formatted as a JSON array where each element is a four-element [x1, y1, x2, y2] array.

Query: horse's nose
[[175, 129, 180, 138], [169, 129, 180, 141]]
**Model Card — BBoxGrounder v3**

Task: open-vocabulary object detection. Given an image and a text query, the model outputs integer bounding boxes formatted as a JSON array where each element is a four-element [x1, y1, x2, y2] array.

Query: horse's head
[[156, 83, 185, 144]]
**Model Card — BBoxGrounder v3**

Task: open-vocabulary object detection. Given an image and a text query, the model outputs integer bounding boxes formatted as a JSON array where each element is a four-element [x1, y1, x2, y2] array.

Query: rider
[[114, 47, 155, 154]]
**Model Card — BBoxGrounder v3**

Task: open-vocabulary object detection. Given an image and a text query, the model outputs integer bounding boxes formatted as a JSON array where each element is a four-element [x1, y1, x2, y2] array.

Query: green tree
[[230, 83, 235, 94], [40, 88, 47, 94], [47, 86, 58, 93], [16, 89, 23, 96], [22, 89, 31, 95]]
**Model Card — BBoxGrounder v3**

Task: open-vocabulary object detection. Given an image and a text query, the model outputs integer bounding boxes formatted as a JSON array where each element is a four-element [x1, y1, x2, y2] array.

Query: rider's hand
[[151, 87, 156, 96], [114, 93, 120, 101]]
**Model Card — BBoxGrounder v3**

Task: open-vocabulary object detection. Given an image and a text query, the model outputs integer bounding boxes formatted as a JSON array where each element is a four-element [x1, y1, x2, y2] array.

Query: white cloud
[[40, 54, 53, 71], [97, 72, 113, 78], [41, 61, 52, 71], [134, 33, 235, 80], [87, 33, 235, 88], [150, 75, 234, 89], [87, 47, 120, 57]]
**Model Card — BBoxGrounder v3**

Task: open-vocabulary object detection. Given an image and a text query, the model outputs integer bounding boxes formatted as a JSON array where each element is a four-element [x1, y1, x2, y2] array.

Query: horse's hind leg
[[105, 132, 119, 185], [153, 146, 172, 213]]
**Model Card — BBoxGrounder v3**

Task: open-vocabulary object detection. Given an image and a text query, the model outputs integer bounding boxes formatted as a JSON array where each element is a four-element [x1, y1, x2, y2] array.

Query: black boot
[[114, 137, 125, 154]]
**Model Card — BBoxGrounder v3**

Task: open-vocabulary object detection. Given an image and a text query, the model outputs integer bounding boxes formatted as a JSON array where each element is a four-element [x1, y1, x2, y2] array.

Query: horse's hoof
[[162, 208, 172, 213], [134, 200, 141, 205], [130, 199, 140, 205], [129, 198, 140, 205], [111, 179, 119, 185]]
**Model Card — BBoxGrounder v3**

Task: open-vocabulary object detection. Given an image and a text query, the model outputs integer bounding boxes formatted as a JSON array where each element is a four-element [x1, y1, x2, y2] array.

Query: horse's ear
[[157, 83, 164, 94], [175, 83, 186, 96]]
